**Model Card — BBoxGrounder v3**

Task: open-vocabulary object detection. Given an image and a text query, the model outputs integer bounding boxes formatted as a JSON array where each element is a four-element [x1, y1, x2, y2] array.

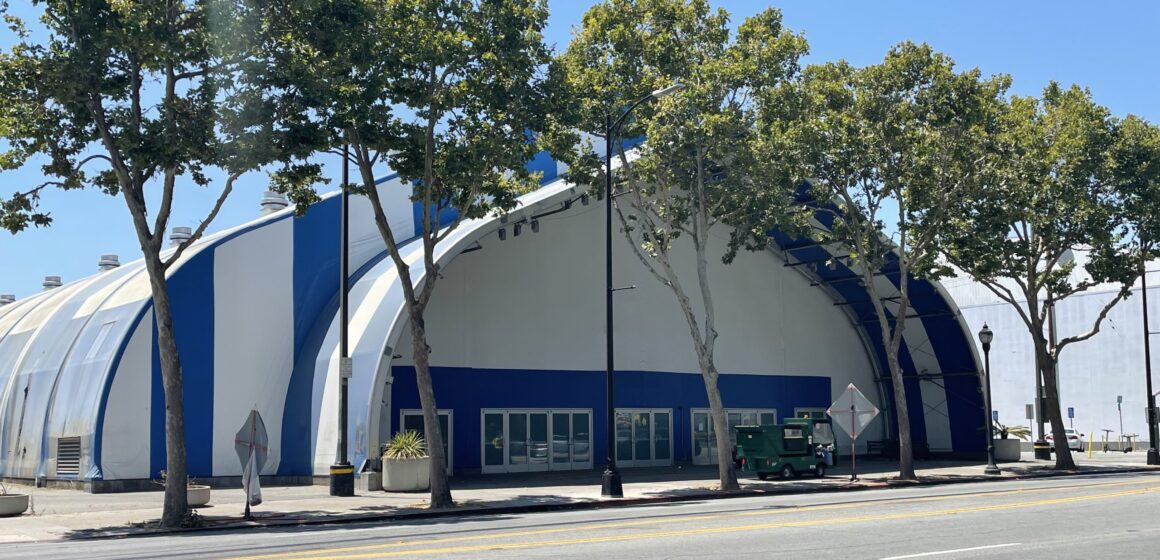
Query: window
[[794, 407, 828, 420], [782, 426, 806, 453]]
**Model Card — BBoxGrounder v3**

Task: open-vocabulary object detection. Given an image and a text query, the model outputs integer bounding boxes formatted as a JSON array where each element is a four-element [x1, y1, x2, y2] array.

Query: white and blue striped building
[[0, 153, 987, 489]]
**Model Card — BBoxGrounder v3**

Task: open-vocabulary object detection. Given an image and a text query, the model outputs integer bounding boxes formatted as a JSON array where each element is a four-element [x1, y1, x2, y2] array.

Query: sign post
[[827, 383, 880, 482], [1118, 395, 1125, 449], [1068, 407, 1074, 429], [234, 409, 269, 520]]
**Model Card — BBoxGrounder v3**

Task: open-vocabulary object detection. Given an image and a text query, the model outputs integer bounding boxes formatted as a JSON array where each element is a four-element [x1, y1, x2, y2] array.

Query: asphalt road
[[7, 472, 1160, 560]]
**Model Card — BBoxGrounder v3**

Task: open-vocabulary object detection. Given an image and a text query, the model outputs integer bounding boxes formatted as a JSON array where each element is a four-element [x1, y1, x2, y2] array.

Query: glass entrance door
[[481, 409, 592, 474], [482, 412, 506, 472], [550, 411, 592, 471], [614, 409, 672, 468]]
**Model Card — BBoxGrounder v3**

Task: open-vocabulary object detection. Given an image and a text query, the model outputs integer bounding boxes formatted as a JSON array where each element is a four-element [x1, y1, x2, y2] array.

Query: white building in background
[[944, 252, 1159, 449]]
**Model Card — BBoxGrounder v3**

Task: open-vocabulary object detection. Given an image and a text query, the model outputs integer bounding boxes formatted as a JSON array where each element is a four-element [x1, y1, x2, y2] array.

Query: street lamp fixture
[[978, 323, 1001, 476], [602, 83, 683, 499]]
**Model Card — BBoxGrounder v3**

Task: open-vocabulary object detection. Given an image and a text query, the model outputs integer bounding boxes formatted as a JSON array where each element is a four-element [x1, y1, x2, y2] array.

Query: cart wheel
[[757, 472, 769, 481], [816, 463, 826, 478], [780, 464, 795, 479]]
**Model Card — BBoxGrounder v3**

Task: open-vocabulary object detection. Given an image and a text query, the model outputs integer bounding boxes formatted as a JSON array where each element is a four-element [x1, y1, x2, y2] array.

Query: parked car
[[1046, 429, 1083, 452]]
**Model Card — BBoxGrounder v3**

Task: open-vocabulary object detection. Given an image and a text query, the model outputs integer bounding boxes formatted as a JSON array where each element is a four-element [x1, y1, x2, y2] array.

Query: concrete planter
[[993, 438, 1022, 462], [187, 485, 212, 507], [0, 494, 30, 517], [382, 457, 431, 492]]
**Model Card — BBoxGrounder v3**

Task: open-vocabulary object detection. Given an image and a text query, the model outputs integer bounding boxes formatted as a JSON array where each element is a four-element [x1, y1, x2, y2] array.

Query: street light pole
[[602, 84, 683, 499], [1141, 250, 1158, 464], [330, 142, 355, 497], [978, 323, 1001, 475]]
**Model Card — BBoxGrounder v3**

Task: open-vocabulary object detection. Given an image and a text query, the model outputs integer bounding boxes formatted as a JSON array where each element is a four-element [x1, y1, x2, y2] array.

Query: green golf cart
[[735, 417, 837, 480]]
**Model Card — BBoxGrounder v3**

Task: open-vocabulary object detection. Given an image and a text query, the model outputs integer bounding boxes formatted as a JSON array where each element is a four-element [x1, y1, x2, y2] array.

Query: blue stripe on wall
[[150, 250, 216, 478], [526, 149, 559, 183], [389, 366, 831, 471], [280, 196, 343, 476], [923, 314, 985, 452]]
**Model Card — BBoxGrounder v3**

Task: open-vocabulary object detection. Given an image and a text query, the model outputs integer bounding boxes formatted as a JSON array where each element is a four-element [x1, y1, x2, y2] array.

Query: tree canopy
[[936, 83, 1160, 469], [792, 42, 1010, 479], [558, 0, 810, 490], [0, 0, 296, 526], [249, 0, 564, 507]]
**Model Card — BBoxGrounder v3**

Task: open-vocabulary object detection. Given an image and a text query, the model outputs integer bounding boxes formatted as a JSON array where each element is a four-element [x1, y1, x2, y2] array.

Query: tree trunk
[[702, 366, 739, 491], [1041, 357, 1076, 469], [144, 253, 190, 527], [887, 352, 916, 480], [409, 314, 454, 508]]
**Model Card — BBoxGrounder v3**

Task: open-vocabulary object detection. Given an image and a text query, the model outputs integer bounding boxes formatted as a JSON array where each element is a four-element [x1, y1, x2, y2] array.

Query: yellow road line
[[226, 476, 1159, 560], [288, 485, 1157, 559]]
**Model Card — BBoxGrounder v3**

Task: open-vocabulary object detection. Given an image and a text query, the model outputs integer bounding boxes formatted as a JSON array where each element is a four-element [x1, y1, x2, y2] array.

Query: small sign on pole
[[1025, 403, 1034, 421], [1067, 407, 1074, 419], [827, 383, 880, 482], [992, 410, 999, 422]]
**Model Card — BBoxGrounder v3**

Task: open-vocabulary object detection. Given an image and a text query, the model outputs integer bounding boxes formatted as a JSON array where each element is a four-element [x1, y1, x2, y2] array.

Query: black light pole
[[978, 323, 1001, 475], [602, 84, 683, 499], [1140, 249, 1159, 465], [330, 142, 355, 497]]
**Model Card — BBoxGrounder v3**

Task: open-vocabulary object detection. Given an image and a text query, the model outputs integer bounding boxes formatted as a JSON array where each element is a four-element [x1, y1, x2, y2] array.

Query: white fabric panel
[[0, 276, 103, 478], [312, 181, 587, 471], [101, 309, 153, 480], [345, 178, 415, 272], [213, 218, 295, 476], [45, 264, 149, 478]]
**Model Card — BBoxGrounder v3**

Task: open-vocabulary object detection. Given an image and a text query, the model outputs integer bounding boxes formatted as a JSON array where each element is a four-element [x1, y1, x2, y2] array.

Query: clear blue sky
[[2, 1, 1158, 298]]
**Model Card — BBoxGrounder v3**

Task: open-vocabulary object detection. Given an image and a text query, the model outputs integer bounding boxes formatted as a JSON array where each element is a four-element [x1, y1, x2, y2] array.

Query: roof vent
[[260, 190, 290, 215], [98, 254, 120, 271], [170, 226, 192, 248], [43, 276, 62, 291], [0, 294, 14, 305]]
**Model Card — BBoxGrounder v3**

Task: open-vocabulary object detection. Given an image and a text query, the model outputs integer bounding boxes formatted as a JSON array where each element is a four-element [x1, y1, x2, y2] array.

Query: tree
[[0, 1, 281, 525], [251, 0, 562, 508], [558, 0, 809, 491], [938, 84, 1158, 470], [793, 44, 1008, 479]]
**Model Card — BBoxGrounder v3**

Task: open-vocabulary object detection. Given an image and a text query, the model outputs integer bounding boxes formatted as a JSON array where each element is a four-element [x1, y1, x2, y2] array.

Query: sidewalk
[[2, 452, 1156, 542]]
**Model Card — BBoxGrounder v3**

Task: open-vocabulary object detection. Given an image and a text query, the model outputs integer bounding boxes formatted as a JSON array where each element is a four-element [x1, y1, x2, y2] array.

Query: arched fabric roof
[[0, 146, 981, 483], [0, 173, 414, 481], [303, 174, 985, 473]]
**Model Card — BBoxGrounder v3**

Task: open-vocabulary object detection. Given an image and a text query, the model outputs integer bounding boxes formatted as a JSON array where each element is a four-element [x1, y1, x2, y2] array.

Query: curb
[[65, 465, 1159, 541]]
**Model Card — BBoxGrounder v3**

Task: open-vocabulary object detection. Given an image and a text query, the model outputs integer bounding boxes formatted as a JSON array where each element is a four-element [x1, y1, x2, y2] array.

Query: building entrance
[[481, 409, 592, 473]]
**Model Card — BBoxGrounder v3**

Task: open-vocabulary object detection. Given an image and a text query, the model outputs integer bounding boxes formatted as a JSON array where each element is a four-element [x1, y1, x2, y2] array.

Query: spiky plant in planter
[[992, 421, 1032, 440], [382, 430, 431, 492], [384, 430, 428, 460], [987, 421, 1032, 462]]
